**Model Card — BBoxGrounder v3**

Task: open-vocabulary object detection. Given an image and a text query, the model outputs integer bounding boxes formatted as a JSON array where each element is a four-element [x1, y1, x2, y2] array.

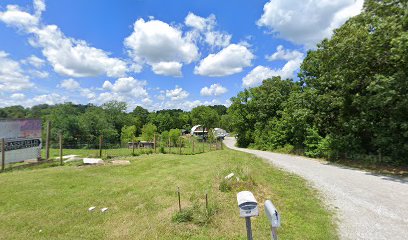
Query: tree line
[[228, 0, 408, 166], [0, 102, 231, 147]]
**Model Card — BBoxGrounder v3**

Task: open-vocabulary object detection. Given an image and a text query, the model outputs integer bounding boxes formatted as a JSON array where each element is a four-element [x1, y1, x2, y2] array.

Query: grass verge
[[0, 148, 337, 239]]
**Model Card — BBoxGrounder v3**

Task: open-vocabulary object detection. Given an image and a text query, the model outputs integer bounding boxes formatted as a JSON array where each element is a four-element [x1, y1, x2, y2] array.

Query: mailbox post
[[265, 200, 281, 240], [237, 191, 259, 240]]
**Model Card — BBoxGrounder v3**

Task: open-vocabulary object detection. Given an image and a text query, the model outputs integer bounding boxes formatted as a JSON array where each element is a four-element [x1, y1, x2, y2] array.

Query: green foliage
[[79, 106, 117, 144], [218, 167, 256, 192], [169, 129, 181, 146], [304, 127, 323, 158], [121, 125, 137, 144], [227, 1, 408, 166], [191, 106, 220, 129], [172, 209, 194, 223], [141, 123, 157, 141]]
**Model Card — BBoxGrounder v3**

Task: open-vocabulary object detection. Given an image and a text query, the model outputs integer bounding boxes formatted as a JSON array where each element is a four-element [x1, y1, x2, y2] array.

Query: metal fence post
[[1, 138, 5, 171], [45, 121, 51, 160], [179, 138, 182, 155], [132, 138, 135, 155], [59, 133, 63, 166], [154, 134, 156, 153], [99, 135, 103, 158], [192, 138, 195, 154]]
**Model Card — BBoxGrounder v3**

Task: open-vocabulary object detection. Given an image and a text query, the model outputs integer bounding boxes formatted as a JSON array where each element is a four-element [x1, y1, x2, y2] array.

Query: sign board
[[0, 119, 42, 164]]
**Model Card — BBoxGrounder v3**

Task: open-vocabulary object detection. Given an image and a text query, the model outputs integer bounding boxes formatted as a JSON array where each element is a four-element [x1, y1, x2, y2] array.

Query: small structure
[[127, 141, 154, 149], [191, 125, 208, 140], [213, 128, 228, 139]]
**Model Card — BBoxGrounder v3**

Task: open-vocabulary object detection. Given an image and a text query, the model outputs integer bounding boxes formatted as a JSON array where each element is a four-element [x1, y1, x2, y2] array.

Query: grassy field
[[0, 148, 337, 239], [42, 139, 221, 160]]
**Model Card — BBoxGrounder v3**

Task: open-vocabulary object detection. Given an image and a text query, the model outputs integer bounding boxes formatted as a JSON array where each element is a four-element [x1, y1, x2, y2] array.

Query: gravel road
[[224, 137, 408, 240]]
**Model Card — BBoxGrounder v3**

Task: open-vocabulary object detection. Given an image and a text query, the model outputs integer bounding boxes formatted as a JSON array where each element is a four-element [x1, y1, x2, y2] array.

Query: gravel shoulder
[[224, 137, 408, 240]]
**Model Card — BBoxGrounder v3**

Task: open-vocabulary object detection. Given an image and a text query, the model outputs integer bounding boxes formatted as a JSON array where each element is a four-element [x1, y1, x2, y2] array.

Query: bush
[[304, 127, 323, 158], [219, 167, 256, 192], [172, 209, 193, 223], [275, 144, 295, 154]]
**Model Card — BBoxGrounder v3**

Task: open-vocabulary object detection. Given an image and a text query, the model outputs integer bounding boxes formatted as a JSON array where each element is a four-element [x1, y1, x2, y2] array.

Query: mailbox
[[237, 191, 259, 218], [265, 200, 280, 227]]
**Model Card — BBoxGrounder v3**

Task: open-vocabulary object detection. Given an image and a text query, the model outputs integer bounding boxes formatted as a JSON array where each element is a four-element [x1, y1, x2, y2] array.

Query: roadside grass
[[0, 148, 338, 239]]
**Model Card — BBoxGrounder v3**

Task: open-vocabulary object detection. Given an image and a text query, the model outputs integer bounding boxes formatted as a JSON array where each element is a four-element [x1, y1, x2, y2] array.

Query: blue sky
[[0, 0, 363, 111]]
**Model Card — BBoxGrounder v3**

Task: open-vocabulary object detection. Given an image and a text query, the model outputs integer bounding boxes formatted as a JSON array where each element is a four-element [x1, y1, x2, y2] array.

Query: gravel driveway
[[224, 137, 408, 240]]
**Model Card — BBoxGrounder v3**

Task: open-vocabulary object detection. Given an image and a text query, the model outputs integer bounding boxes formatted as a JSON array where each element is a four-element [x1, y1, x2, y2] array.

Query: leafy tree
[[209, 105, 227, 116], [169, 129, 181, 146], [141, 123, 157, 141], [121, 125, 137, 144], [191, 106, 220, 129], [45, 103, 82, 146], [101, 101, 129, 141], [300, 0, 408, 163], [1, 105, 27, 118], [78, 107, 117, 144], [161, 130, 169, 145]]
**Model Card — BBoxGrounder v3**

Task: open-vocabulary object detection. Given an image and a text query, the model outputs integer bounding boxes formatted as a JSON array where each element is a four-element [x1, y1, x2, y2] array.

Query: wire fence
[[1, 131, 224, 172], [46, 134, 223, 160]]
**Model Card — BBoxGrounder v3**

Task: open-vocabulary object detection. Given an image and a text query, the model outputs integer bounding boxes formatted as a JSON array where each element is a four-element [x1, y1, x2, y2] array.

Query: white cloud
[[200, 83, 228, 96], [0, 5, 39, 29], [204, 31, 231, 48], [0, 92, 69, 108], [102, 77, 148, 99], [0, 2, 129, 78], [31, 25, 128, 78], [141, 97, 153, 105], [266, 45, 303, 61], [60, 78, 80, 90], [0, 51, 33, 92], [58, 78, 96, 100], [124, 18, 199, 76], [185, 13, 231, 48], [185, 12, 211, 31], [242, 63, 300, 88], [32, 93, 68, 105], [151, 61, 182, 77], [242, 45, 304, 88], [79, 88, 96, 100], [33, 0, 46, 16], [165, 86, 189, 101], [10, 93, 26, 101], [22, 55, 45, 68], [30, 70, 49, 78], [257, 0, 364, 48], [194, 44, 254, 77]]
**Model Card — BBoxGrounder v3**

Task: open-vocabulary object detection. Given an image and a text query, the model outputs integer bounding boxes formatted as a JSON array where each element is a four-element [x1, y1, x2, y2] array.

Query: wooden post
[[99, 135, 103, 158], [132, 137, 135, 155], [45, 121, 51, 160], [192, 138, 195, 154], [168, 137, 171, 154], [1, 138, 5, 171], [221, 138, 223, 150], [179, 138, 182, 155], [59, 133, 63, 166], [154, 134, 156, 153]]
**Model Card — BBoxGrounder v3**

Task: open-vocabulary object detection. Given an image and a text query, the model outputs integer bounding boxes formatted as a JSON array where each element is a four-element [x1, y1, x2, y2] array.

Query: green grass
[[42, 139, 222, 160], [0, 148, 337, 239]]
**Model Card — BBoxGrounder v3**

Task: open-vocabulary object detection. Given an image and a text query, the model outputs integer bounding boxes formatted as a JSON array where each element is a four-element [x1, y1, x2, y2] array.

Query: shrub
[[172, 209, 193, 223]]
